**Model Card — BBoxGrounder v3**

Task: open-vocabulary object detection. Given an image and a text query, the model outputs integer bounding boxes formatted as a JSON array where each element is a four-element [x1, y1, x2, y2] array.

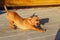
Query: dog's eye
[[36, 20, 39, 21]]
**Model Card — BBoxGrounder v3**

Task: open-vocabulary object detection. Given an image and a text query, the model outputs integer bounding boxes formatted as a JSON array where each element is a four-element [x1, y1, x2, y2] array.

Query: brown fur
[[4, 5, 46, 32]]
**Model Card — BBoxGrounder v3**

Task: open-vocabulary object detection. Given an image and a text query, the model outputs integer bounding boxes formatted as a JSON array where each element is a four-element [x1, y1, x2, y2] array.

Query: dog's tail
[[4, 5, 8, 12]]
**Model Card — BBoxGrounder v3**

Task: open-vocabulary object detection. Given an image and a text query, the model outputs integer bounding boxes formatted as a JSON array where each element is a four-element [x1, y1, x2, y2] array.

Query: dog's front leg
[[31, 26, 46, 32]]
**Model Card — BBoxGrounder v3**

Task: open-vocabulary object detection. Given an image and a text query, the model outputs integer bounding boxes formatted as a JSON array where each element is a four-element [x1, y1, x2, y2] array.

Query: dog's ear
[[28, 13, 38, 20], [31, 13, 38, 18]]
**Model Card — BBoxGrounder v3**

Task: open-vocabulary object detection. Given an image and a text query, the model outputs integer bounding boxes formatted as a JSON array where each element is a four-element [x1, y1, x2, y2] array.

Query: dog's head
[[28, 14, 40, 26]]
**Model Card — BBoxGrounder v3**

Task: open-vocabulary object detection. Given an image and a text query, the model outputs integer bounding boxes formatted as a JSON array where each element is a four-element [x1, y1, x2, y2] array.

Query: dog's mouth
[[35, 22, 40, 26], [36, 21, 40, 24], [36, 23, 39, 25]]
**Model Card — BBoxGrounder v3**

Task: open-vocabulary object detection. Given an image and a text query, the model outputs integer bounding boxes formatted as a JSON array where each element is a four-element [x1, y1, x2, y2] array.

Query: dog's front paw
[[39, 29, 46, 32]]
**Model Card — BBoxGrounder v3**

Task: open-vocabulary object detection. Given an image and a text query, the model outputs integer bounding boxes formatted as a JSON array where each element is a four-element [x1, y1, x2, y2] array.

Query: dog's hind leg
[[9, 21, 15, 30]]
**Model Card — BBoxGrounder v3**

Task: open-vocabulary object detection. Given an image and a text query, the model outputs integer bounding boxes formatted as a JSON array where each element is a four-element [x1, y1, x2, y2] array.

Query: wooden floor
[[0, 6, 60, 40]]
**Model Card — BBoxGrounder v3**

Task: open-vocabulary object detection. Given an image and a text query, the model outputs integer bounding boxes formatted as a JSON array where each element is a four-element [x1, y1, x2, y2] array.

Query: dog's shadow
[[40, 18, 49, 25], [37, 18, 49, 29]]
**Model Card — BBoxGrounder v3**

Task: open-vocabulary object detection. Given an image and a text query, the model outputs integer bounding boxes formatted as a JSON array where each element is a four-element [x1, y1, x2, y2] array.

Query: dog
[[4, 5, 46, 32]]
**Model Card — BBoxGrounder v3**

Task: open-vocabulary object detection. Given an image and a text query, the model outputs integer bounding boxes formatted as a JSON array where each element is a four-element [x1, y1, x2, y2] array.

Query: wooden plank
[[3, 0, 60, 6]]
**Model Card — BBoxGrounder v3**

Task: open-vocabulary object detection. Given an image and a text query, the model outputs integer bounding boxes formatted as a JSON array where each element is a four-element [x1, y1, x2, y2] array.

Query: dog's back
[[4, 5, 23, 21]]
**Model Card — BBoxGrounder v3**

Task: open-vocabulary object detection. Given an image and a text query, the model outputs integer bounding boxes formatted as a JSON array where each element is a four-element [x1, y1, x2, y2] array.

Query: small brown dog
[[4, 5, 46, 32]]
